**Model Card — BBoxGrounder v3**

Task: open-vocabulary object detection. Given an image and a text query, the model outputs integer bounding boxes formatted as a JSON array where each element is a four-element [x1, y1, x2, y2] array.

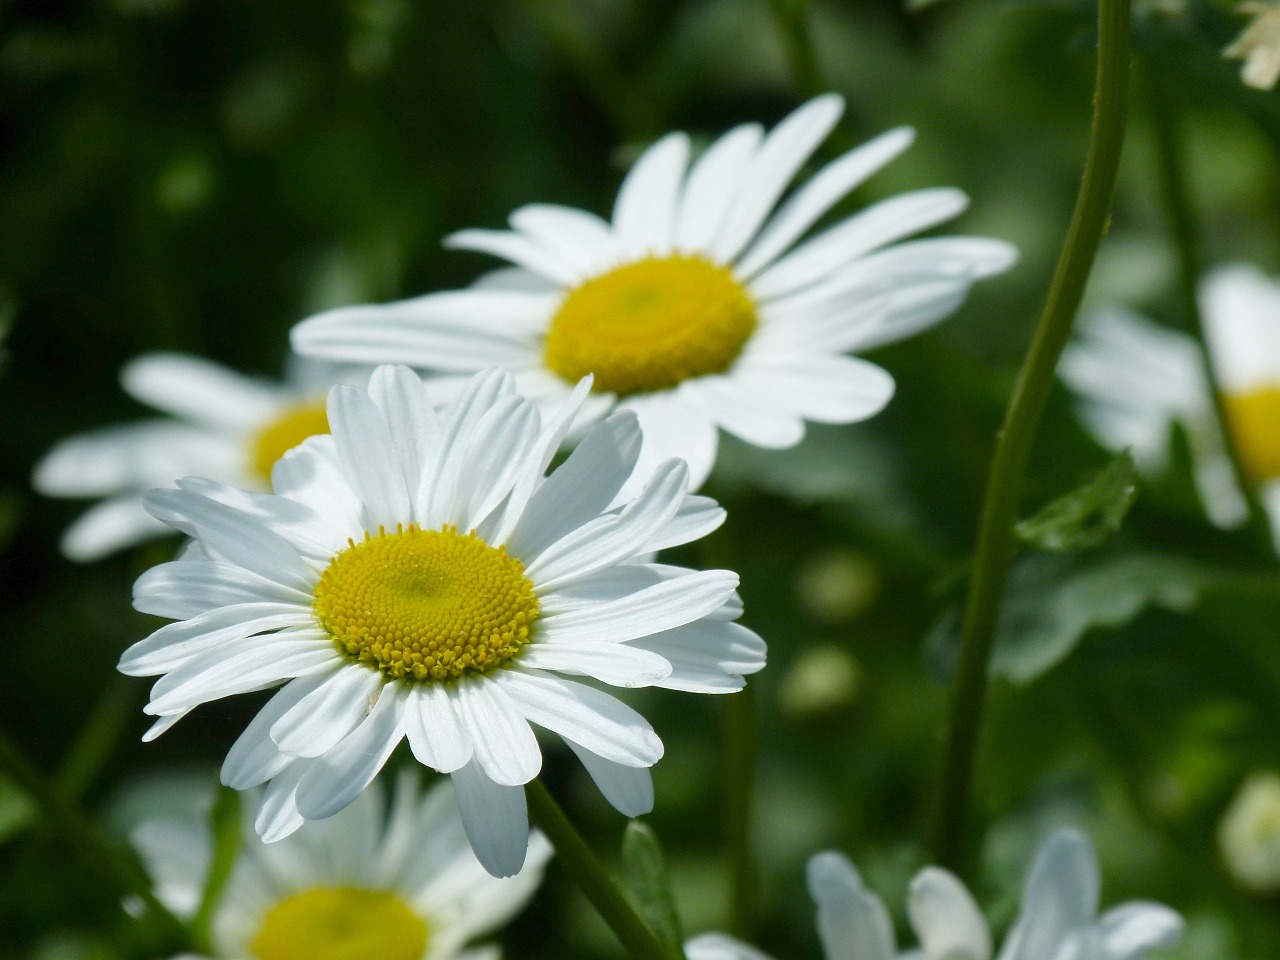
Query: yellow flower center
[[543, 255, 757, 396], [251, 886, 428, 960], [1222, 386, 1280, 483], [313, 524, 540, 682], [250, 401, 330, 485]]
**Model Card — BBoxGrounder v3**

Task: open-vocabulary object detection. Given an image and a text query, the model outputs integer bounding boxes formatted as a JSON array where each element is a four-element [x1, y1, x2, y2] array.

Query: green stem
[[189, 786, 242, 954], [526, 779, 681, 960], [723, 687, 758, 940], [55, 677, 136, 804], [1146, 68, 1274, 552], [0, 730, 188, 944], [930, 0, 1133, 872], [765, 0, 823, 99]]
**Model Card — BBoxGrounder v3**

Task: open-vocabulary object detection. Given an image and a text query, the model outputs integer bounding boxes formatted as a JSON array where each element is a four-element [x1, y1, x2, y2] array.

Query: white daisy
[[291, 94, 1017, 494], [1059, 263, 1280, 547], [32, 352, 357, 562], [120, 364, 764, 877], [126, 771, 550, 960], [686, 830, 1182, 960]]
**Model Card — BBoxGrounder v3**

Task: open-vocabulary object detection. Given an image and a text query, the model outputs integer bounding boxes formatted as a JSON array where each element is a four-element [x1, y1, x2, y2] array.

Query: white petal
[[537, 569, 738, 644], [121, 353, 284, 431], [366, 364, 439, 502], [452, 680, 542, 786], [222, 678, 326, 788], [495, 669, 662, 766], [60, 495, 173, 563], [731, 354, 896, 425], [517, 641, 672, 688], [997, 830, 1100, 960], [807, 850, 897, 960], [120, 606, 315, 676], [327, 384, 411, 530], [710, 95, 845, 264], [1200, 262, 1280, 392], [620, 391, 719, 496], [403, 683, 474, 774], [642, 494, 725, 552], [908, 867, 992, 960], [737, 127, 915, 278], [293, 682, 408, 820], [563, 738, 654, 816], [421, 370, 516, 527], [134, 559, 311, 620], [630, 620, 766, 693], [506, 410, 642, 562], [269, 438, 364, 543], [680, 376, 806, 449], [446, 228, 581, 285], [451, 758, 531, 878], [454, 395, 542, 532], [613, 132, 691, 257], [685, 933, 777, 960], [270, 665, 383, 758], [510, 204, 618, 278], [750, 188, 970, 301], [675, 123, 764, 253], [1094, 903, 1183, 959], [254, 761, 307, 842]]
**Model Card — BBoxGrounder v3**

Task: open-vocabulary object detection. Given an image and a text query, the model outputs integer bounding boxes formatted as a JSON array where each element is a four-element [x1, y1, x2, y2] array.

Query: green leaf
[[1015, 451, 1138, 552], [621, 820, 683, 954], [0, 775, 36, 846]]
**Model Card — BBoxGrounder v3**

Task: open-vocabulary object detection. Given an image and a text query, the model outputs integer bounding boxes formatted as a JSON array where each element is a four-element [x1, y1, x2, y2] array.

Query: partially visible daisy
[[1060, 263, 1280, 547], [293, 95, 1017, 493], [1225, 3, 1280, 90], [1218, 771, 1280, 896], [33, 352, 359, 562], [686, 830, 1182, 960], [125, 771, 550, 960], [121, 365, 764, 876]]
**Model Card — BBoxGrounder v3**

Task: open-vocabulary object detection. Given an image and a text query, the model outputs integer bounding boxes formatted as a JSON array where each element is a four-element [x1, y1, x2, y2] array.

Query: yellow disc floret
[[314, 524, 540, 682], [250, 401, 330, 484], [251, 886, 428, 960], [1223, 386, 1280, 483], [543, 255, 757, 396]]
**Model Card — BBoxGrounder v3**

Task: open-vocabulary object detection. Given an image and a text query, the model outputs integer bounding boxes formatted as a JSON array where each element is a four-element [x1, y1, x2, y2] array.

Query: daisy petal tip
[[806, 849, 860, 900]]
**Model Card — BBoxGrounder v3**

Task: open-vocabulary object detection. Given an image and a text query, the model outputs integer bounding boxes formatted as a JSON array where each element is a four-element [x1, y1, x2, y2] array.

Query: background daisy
[[32, 352, 359, 562], [121, 365, 764, 876], [292, 95, 1017, 493], [122, 771, 550, 960]]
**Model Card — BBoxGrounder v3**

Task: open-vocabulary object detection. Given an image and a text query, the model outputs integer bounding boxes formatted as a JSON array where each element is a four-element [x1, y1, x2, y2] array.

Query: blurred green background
[[3, 0, 1280, 957]]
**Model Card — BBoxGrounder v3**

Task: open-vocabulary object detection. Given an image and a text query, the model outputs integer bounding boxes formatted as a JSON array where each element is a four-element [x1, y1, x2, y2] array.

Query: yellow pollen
[[543, 255, 757, 396], [251, 886, 428, 960], [313, 524, 540, 682], [1222, 386, 1280, 483], [250, 401, 330, 484]]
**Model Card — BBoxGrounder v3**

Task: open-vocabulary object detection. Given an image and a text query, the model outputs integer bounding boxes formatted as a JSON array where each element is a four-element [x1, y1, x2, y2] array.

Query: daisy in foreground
[[121, 365, 764, 876], [127, 772, 549, 960], [33, 351, 351, 562], [1060, 262, 1280, 548], [292, 94, 1017, 491], [686, 830, 1182, 960]]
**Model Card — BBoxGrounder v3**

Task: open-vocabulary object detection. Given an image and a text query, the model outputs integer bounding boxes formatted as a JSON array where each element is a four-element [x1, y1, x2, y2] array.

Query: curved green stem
[[930, 0, 1133, 872], [55, 677, 136, 804], [189, 786, 242, 954], [0, 730, 188, 944], [526, 779, 682, 960], [1146, 68, 1274, 553], [766, 0, 823, 99]]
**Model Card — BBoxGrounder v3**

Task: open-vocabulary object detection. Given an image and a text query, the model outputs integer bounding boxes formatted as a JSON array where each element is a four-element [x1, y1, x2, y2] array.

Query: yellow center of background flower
[[314, 524, 539, 682], [543, 255, 757, 396], [251, 886, 428, 960], [250, 401, 330, 484], [1222, 386, 1280, 483]]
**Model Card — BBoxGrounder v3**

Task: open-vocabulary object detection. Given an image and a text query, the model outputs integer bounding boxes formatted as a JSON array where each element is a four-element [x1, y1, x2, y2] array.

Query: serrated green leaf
[[621, 820, 683, 954], [1016, 451, 1138, 552]]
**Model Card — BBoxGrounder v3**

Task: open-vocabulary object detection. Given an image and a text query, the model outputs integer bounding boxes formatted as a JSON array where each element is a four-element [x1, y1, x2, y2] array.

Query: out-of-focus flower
[[1219, 771, 1280, 895], [1059, 263, 1280, 548], [794, 548, 879, 624], [127, 772, 550, 960], [777, 645, 864, 723], [33, 353, 358, 562], [686, 830, 1182, 960], [120, 365, 764, 876], [293, 95, 1017, 496], [1225, 3, 1280, 91]]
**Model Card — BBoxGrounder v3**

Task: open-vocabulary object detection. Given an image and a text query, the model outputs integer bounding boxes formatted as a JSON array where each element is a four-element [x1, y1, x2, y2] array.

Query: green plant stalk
[[1146, 69, 1274, 552], [723, 686, 758, 939], [931, 0, 1133, 872], [55, 676, 136, 804], [526, 779, 682, 960], [189, 786, 242, 954], [0, 730, 188, 944], [765, 0, 823, 99]]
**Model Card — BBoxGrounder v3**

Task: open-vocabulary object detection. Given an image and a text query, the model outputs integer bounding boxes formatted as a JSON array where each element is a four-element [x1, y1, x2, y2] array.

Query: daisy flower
[[120, 365, 764, 877], [292, 94, 1017, 493], [1059, 263, 1280, 547], [686, 830, 1182, 960], [125, 771, 550, 960], [33, 352, 354, 562]]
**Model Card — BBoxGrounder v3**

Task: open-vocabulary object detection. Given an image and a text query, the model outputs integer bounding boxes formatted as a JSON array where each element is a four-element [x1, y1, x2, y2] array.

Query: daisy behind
[[120, 364, 765, 876]]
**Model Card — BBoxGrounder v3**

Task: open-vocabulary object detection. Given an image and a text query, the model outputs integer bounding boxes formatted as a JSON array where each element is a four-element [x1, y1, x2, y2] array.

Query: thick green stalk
[[1146, 69, 1273, 552], [931, 0, 1133, 872], [55, 677, 136, 803], [526, 779, 681, 960], [189, 786, 242, 954], [0, 730, 188, 943]]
